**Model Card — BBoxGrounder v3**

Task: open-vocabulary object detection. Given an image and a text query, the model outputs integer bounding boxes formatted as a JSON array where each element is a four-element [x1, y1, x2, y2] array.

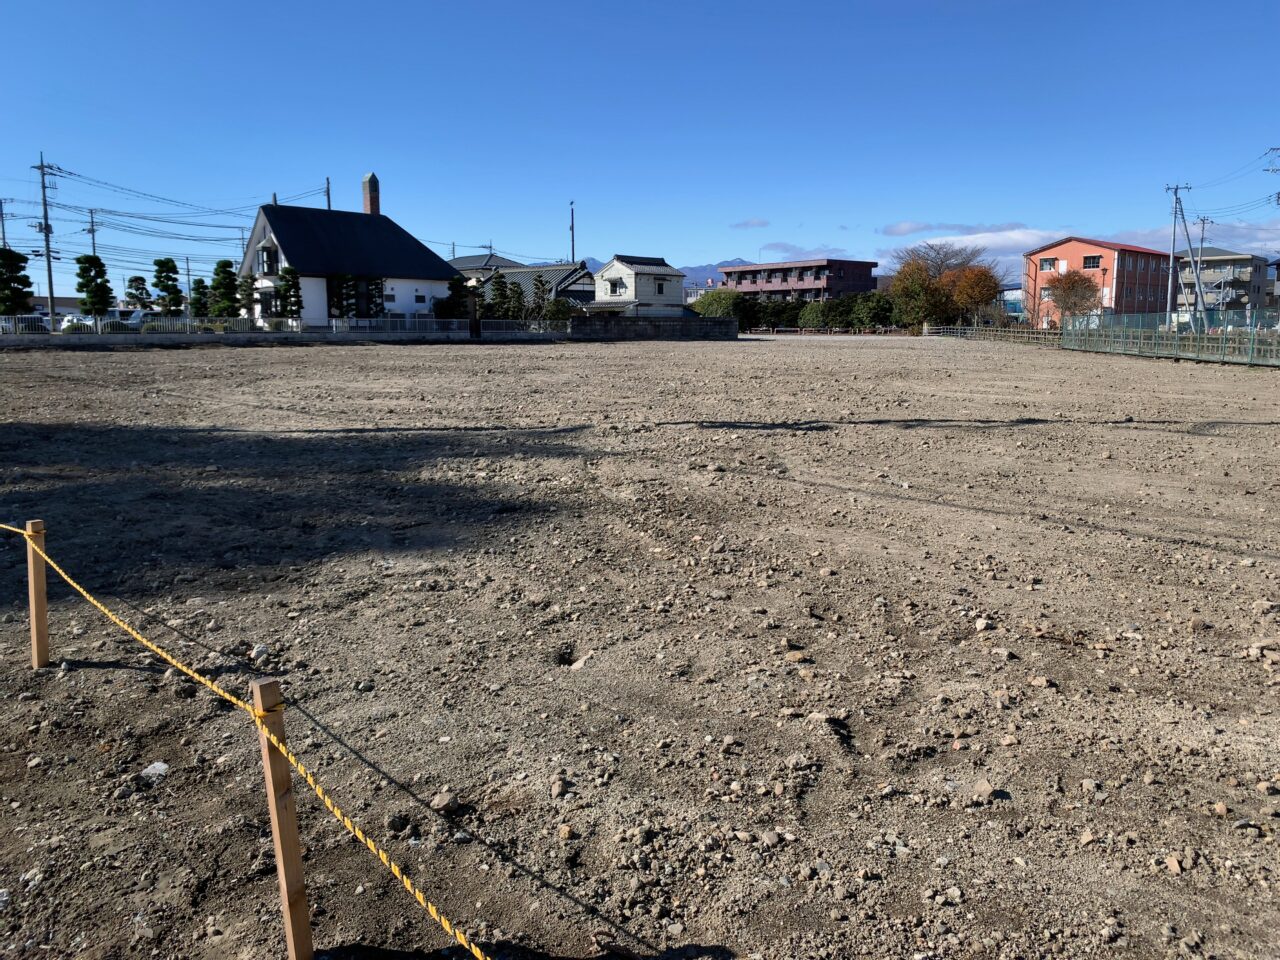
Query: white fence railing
[[0, 316, 565, 339]]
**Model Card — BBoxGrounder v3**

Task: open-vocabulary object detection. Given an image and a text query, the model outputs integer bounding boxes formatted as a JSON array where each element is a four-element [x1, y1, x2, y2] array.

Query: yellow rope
[[3, 523, 493, 960]]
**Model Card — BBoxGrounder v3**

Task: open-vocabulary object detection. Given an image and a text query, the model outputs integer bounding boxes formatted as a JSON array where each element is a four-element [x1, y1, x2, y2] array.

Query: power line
[[1191, 149, 1276, 190]]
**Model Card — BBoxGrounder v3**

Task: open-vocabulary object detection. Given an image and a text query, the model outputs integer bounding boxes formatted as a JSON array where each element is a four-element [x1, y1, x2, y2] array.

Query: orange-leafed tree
[[940, 265, 1002, 325], [1044, 269, 1100, 328]]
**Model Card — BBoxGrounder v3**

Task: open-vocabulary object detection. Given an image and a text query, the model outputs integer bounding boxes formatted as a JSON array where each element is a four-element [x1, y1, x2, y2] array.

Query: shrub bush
[[268, 319, 287, 332], [61, 322, 94, 334], [100, 320, 132, 333]]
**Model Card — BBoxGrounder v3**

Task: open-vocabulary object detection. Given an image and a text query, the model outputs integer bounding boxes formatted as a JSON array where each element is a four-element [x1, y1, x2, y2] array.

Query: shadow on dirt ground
[[0, 421, 591, 606], [318, 943, 735, 960], [291, 699, 678, 958]]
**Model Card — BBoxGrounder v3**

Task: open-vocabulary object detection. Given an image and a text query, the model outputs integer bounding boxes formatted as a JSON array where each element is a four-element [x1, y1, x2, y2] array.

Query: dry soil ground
[[0, 336, 1277, 960]]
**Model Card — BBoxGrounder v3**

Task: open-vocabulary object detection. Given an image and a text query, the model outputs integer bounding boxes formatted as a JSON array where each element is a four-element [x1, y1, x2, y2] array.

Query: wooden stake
[[251, 679, 314, 960], [26, 520, 48, 669]]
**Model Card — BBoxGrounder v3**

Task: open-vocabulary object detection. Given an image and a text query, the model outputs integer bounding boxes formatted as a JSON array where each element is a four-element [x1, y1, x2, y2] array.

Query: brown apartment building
[[719, 258, 877, 301], [1023, 236, 1178, 327]]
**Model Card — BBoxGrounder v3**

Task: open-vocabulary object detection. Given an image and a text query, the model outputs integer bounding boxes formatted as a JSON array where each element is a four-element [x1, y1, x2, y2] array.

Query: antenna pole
[[570, 201, 575, 262], [325, 177, 331, 210]]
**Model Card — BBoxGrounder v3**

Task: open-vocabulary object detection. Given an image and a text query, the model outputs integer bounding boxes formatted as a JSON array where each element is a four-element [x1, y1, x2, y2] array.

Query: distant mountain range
[[531, 256, 754, 287], [677, 258, 753, 288]]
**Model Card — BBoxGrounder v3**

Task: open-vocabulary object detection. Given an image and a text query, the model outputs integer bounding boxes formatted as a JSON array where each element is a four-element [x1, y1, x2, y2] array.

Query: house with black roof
[[450, 252, 524, 281], [587, 255, 687, 317], [477, 260, 595, 307], [237, 173, 458, 325]]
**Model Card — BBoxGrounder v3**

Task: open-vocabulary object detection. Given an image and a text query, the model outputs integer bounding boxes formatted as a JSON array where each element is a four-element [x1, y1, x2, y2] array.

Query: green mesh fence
[[1060, 310, 1280, 366]]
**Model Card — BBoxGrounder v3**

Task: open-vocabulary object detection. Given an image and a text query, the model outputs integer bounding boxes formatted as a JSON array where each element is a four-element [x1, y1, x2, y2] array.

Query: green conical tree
[[125, 275, 152, 310], [487, 272, 510, 319], [531, 273, 549, 319], [152, 258, 184, 316], [277, 267, 303, 317], [236, 275, 257, 319], [209, 260, 239, 317], [506, 280, 526, 320], [189, 277, 210, 318], [0, 249, 35, 315], [74, 254, 114, 319]]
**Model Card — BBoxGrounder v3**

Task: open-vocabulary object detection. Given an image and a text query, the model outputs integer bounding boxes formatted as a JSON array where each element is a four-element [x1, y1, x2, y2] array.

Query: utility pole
[[1195, 216, 1211, 316], [1164, 184, 1189, 332], [0, 198, 8, 249], [87, 209, 97, 257], [185, 256, 193, 319], [1177, 200, 1206, 330], [325, 177, 331, 210], [569, 200, 575, 262], [33, 153, 55, 319], [450, 241, 455, 260]]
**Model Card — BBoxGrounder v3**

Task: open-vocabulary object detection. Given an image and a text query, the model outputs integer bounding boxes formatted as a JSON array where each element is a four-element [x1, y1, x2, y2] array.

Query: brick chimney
[[362, 172, 380, 216]]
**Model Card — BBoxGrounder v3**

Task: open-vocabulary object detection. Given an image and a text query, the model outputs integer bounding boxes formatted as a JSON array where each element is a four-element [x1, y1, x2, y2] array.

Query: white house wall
[[594, 262, 631, 302], [298, 276, 329, 325], [595, 261, 686, 315], [384, 278, 451, 317]]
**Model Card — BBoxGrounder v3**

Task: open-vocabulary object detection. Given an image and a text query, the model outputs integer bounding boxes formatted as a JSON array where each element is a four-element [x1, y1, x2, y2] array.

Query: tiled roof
[[584, 299, 639, 311], [256, 205, 457, 280], [1024, 236, 1174, 258], [606, 255, 686, 277], [450, 253, 523, 271], [614, 255, 672, 267], [1173, 246, 1259, 260], [479, 261, 593, 303]]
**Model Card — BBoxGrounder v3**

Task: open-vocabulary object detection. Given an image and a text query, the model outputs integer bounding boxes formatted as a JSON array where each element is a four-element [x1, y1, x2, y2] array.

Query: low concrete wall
[[0, 317, 739, 349], [568, 316, 737, 341], [0, 329, 557, 350]]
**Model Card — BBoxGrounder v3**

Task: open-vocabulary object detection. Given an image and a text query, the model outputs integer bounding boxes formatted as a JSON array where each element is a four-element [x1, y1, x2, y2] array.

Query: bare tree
[[889, 241, 1002, 281]]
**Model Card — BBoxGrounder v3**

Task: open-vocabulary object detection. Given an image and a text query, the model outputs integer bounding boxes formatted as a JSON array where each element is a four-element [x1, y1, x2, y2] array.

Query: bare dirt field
[[1, 336, 1277, 960]]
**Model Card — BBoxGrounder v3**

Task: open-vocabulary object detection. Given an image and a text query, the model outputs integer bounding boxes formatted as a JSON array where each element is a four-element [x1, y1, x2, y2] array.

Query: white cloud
[[761, 241, 851, 259], [881, 220, 1028, 237], [730, 218, 770, 229]]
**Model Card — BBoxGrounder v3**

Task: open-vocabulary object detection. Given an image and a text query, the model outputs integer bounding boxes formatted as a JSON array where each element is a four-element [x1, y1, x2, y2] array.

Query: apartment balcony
[[727, 276, 829, 293]]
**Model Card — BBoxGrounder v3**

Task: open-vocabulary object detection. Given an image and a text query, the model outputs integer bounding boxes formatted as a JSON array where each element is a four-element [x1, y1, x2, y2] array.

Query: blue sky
[[5, 0, 1279, 297]]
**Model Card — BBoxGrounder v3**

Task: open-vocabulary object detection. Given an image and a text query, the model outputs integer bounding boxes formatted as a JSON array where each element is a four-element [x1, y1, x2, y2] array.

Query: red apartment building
[[1023, 237, 1179, 327], [719, 258, 877, 301]]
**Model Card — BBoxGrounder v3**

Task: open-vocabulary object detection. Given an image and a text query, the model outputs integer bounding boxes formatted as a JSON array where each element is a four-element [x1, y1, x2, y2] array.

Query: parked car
[[58, 315, 96, 332], [1, 315, 52, 334]]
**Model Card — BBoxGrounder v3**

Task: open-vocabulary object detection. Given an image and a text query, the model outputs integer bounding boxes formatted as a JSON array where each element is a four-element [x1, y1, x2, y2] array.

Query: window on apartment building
[[1039, 257, 1057, 272], [383, 293, 395, 303], [414, 294, 426, 304], [838, 268, 845, 278], [656, 279, 666, 295], [1041, 288, 1053, 301], [1138, 257, 1146, 272], [609, 280, 622, 296], [1083, 255, 1101, 270]]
